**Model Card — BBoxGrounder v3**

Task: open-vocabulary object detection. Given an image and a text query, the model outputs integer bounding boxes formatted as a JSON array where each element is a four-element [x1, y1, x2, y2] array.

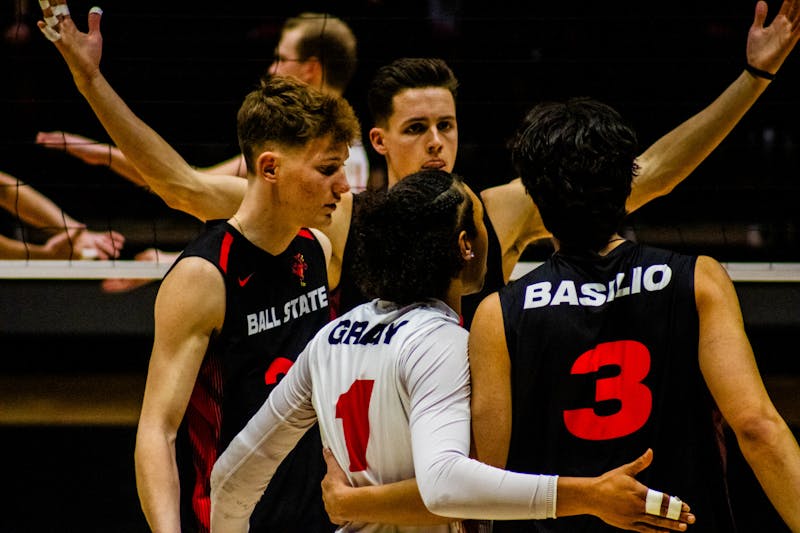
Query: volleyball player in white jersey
[[210, 170, 694, 533]]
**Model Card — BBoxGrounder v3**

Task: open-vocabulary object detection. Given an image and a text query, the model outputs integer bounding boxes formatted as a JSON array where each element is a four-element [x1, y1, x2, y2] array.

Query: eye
[[437, 120, 454, 132], [404, 123, 426, 135], [318, 165, 340, 176]]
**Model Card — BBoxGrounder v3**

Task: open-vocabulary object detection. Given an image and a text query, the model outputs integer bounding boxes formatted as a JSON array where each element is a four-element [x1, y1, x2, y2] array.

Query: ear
[[458, 230, 475, 261], [255, 151, 278, 183], [302, 56, 323, 87], [369, 127, 388, 156]]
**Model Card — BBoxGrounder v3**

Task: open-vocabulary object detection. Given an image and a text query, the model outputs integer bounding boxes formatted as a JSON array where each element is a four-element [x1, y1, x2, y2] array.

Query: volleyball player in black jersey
[[468, 96, 800, 532], [36, 9, 361, 529]]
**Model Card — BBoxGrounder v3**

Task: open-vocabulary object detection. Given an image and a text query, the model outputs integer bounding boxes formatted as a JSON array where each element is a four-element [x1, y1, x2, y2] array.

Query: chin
[[316, 214, 334, 226]]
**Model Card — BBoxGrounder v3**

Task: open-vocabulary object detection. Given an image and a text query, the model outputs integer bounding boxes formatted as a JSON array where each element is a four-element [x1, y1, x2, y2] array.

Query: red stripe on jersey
[[297, 228, 314, 240], [187, 356, 224, 533], [219, 232, 233, 273]]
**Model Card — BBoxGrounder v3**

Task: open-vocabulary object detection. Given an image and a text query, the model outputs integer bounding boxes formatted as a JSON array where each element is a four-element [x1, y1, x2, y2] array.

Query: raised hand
[[36, 0, 104, 89], [73, 228, 125, 259], [747, 0, 800, 75], [36, 131, 113, 167]]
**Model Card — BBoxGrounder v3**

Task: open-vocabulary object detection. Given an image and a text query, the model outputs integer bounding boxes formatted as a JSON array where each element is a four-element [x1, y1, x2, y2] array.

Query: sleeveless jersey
[[173, 220, 335, 533], [495, 241, 734, 532]]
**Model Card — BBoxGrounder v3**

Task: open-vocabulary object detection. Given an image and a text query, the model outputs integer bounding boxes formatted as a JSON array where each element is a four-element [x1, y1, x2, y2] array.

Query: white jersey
[[211, 299, 557, 533], [344, 140, 369, 193]]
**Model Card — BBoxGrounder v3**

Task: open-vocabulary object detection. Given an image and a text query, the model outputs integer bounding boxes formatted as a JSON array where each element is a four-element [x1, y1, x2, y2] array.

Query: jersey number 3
[[563, 340, 652, 440], [336, 379, 375, 472]]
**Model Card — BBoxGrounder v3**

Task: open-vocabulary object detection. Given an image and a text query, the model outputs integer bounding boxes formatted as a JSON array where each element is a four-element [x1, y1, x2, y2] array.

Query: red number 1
[[335, 379, 375, 472], [563, 340, 652, 440]]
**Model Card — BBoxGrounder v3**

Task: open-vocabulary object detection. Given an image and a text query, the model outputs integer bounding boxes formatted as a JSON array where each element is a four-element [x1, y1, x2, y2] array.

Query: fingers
[[623, 448, 653, 477], [36, 1, 102, 43], [322, 447, 338, 470], [88, 6, 103, 34], [637, 489, 695, 531], [755, 0, 769, 29], [635, 512, 695, 532], [786, 0, 800, 25], [37, 0, 69, 41]]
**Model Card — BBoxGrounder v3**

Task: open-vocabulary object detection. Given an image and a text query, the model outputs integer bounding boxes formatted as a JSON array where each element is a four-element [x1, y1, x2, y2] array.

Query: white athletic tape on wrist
[[38, 0, 51, 10], [44, 14, 58, 27], [40, 24, 61, 41], [89, 6, 103, 15], [666, 496, 682, 520], [645, 489, 663, 516], [52, 4, 70, 16], [81, 248, 99, 260]]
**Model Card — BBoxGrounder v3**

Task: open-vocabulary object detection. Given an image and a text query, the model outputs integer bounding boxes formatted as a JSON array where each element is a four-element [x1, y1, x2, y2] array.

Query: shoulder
[[694, 255, 734, 301], [164, 255, 225, 290], [157, 256, 226, 327]]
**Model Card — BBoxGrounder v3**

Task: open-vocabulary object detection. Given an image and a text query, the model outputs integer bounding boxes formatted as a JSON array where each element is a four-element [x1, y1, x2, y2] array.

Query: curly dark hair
[[368, 57, 458, 126], [510, 97, 639, 253], [237, 75, 360, 174], [353, 169, 476, 305]]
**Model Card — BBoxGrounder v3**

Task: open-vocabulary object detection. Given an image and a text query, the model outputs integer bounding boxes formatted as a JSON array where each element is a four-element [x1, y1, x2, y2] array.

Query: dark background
[[3, 0, 800, 260], [1, 1, 798, 531]]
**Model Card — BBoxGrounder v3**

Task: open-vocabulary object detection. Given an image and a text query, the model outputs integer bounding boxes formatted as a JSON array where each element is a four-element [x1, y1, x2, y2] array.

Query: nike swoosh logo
[[238, 273, 254, 287]]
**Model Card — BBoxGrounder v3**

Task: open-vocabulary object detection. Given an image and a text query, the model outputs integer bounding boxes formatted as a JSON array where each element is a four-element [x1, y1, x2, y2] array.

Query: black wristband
[[745, 63, 776, 81]]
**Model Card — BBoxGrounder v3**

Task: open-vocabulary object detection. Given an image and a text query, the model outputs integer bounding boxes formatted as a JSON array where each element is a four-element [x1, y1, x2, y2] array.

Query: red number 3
[[336, 379, 375, 472], [563, 340, 652, 440]]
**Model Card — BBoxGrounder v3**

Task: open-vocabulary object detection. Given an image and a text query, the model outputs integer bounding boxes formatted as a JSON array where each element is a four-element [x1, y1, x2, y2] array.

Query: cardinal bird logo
[[291, 253, 308, 286]]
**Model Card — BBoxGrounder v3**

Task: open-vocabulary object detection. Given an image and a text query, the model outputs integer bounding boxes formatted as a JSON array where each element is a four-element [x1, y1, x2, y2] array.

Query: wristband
[[745, 63, 776, 81]]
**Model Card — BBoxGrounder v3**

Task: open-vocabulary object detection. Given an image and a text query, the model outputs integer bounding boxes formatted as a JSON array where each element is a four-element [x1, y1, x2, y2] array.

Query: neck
[[443, 281, 462, 316], [552, 234, 626, 256], [230, 208, 299, 256]]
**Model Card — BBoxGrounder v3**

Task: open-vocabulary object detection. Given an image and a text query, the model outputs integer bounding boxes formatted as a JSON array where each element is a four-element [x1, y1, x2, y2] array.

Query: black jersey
[[331, 193, 504, 328], [173, 220, 335, 533], [328, 191, 365, 317], [460, 206, 504, 329], [496, 241, 734, 532]]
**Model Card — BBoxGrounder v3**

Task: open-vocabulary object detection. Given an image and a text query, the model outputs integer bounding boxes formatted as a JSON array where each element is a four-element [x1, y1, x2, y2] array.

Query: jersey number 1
[[335, 379, 375, 472]]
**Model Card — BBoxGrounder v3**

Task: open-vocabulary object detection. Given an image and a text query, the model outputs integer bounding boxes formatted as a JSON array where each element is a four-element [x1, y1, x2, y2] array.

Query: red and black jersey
[[173, 220, 335, 533], [496, 241, 734, 532]]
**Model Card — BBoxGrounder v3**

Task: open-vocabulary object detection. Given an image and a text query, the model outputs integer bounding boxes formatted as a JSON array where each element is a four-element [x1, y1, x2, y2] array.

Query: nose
[[333, 169, 350, 196], [427, 127, 443, 154]]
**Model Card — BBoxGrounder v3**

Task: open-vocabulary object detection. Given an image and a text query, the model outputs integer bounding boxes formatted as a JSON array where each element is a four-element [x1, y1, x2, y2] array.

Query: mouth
[[421, 159, 446, 170]]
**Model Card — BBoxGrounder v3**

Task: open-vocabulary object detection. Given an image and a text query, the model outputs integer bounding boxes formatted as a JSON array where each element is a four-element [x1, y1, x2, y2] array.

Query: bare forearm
[[332, 479, 452, 525], [87, 143, 149, 187], [737, 416, 800, 531], [629, 71, 769, 212], [135, 437, 182, 533], [0, 236, 50, 259], [0, 172, 80, 231], [74, 73, 235, 220]]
